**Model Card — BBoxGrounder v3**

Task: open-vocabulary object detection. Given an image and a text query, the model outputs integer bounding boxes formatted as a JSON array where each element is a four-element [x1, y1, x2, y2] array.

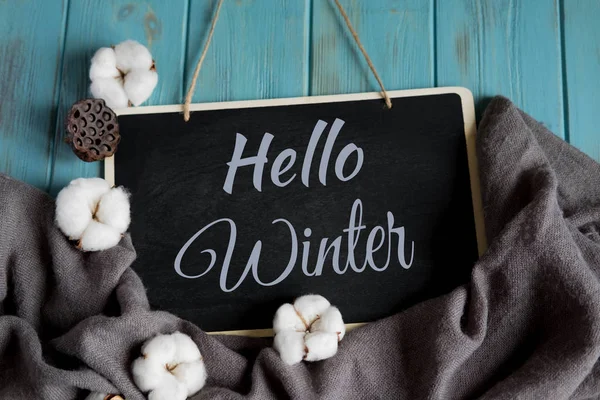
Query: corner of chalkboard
[[448, 87, 475, 110]]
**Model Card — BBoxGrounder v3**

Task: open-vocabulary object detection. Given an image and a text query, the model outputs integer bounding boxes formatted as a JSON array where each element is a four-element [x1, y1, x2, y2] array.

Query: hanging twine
[[183, 0, 224, 121], [183, 0, 391, 121], [333, 0, 392, 109]]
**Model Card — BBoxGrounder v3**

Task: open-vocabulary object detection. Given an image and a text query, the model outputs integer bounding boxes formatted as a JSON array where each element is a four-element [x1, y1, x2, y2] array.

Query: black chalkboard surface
[[107, 88, 485, 334]]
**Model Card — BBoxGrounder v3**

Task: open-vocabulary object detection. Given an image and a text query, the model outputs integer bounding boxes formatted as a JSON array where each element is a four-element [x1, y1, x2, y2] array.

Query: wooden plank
[[0, 0, 68, 190], [185, 0, 309, 103], [48, 0, 188, 195], [310, 0, 434, 96], [563, 0, 600, 161], [436, 0, 564, 137]]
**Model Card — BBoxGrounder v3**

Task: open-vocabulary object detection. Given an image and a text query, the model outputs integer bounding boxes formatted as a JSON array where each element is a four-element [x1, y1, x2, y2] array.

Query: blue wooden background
[[0, 0, 598, 195]]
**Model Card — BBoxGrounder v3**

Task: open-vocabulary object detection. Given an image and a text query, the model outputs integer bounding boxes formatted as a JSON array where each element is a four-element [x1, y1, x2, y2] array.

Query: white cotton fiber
[[273, 330, 306, 366], [89, 47, 121, 80], [55, 186, 94, 240], [273, 303, 307, 334], [132, 332, 208, 398], [96, 187, 131, 233], [90, 40, 157, 108], [89, 62, 121, 81], [114, 40, 153, 73], [124, 68, 158, 106], [293, 294, 331, 326], [90, 47, 117, 69], [68, 178, 111, 211], [303, 331, 339, 362], [147, 375, 188, 400], [90, 77, 129, 110], [132, 357, 171, 392], [170, 331, 202, 364], [55, 178, 110, 240], [171, 360, 207, 396], [310, 306, 346, 341], [55, 178, 130, 252], [141, 334, 177, 363], [78, 220, 122, 251], [272, 294, 345, 365]]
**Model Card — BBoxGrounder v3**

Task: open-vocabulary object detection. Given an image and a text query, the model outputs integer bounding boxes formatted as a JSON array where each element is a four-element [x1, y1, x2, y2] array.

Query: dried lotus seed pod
[[65, 98, 120, 162]]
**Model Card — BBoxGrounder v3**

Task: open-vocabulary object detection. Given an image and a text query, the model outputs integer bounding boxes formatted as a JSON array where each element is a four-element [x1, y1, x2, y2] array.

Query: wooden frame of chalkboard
[[104, 87, 486, 337]]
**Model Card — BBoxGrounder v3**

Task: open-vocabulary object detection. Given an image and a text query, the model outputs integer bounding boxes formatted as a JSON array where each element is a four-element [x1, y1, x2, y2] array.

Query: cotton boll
[[95, 187, 131, 233], [90, 63, 121, 81], [69, 177, 111, 194], [55, 178, 127, 251], [273, 303, 306, 334], [55, 178, 111, 240], [132, 333, 206, 398], [133, 332, 208, 399], [55, 186, 93, 240], [148, 375, 188, 400], [91, 47, 117, 69], [114, 40, 153, 73], [132, 357, 170, 392], [78, 220, 122, 251], [141, 334, 177, 363], [90, 47, 121, 80], [171, 360, 207, 396], [90, 41, 157, 109], [124, 68, 158, 106], [293, 294, 331, 326], [68, 178, 111, 212], [303, 331, 338, 362], [273, 330, 306, 366], [170, 331, 202, 364], [90, 78, 129, 110], [310, 306, 345, 341]]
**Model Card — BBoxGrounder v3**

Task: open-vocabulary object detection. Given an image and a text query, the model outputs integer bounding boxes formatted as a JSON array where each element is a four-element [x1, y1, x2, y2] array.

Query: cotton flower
[[273, 303, 306, 334], [171, 331, 203, 363], [90, 78, 129, 110], [95, 186, 131, 233], [89, 40, 158, 109], [310, 306, 346, 341], [132, 332, 207, 400], [55, 177, 130, 251], [304, 331, 339, 362], [113, 40, 154, 73], [273, 330, 306, 366], [124, 68, 159, 106], [272, 294, 345, 365], [89, 47, 120, 80], [77, 220, 122, 252], [293, 294, 331, 328]]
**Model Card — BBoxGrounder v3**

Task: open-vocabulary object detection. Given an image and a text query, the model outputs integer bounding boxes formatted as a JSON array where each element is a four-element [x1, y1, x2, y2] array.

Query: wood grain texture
[[0, 0, 68, 190], [563, 0, 600, 160], [3, 0, 600, 191], [48, 0, 188, 195], [436, 0, 565, 137], [184, 0, 309, 103], [311, 0, 433, 96]]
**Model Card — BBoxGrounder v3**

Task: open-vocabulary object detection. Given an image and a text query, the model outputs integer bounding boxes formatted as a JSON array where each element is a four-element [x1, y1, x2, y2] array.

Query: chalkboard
[[106, 88, 485, 334]]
